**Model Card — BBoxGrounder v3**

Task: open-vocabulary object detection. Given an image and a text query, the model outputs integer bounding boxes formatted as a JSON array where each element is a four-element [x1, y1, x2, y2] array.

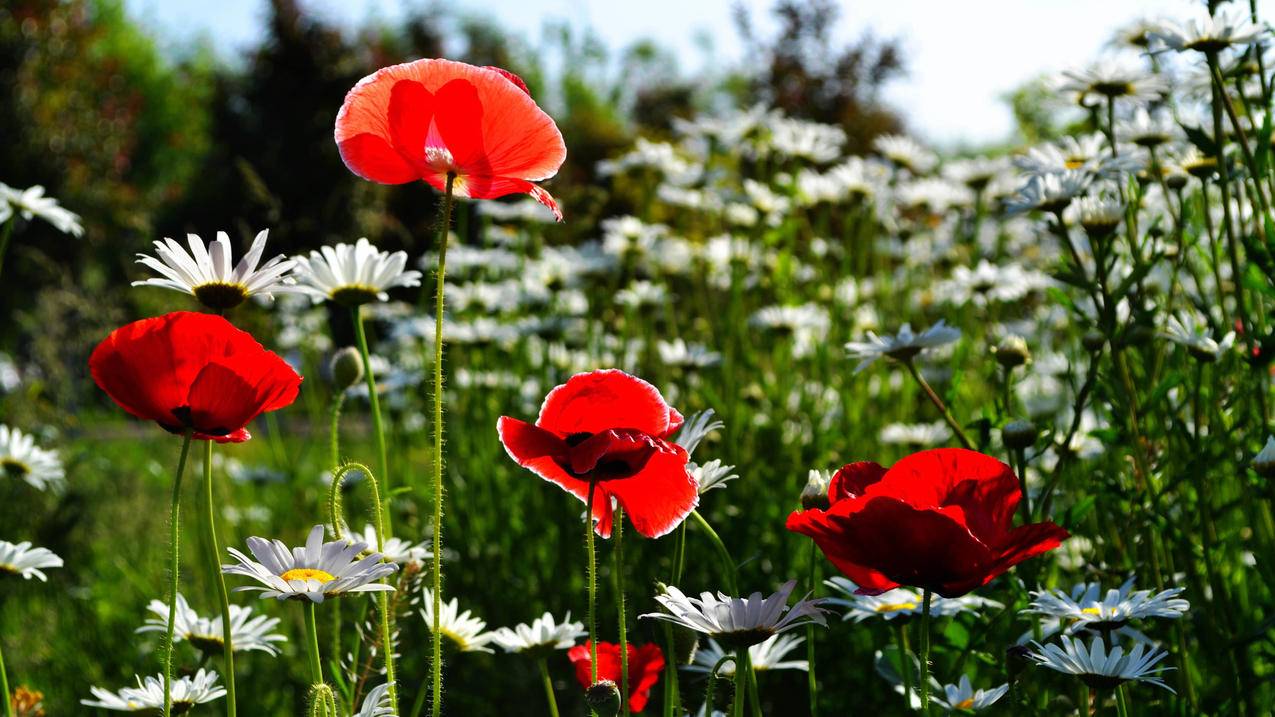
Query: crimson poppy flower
[[497, 369, 696, 539], [335, 58, 567, 220], [786, 448, 1068, 598], [567, 641, 664, 713], [89, 312, 301, 443]]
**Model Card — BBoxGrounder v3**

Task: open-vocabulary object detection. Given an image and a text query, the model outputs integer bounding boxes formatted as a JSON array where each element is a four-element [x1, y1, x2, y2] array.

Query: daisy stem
[[202, 441, 236, 717], [0, 632, 10, 717], [162, 430, 193, 717], [429, 172, 456, 717], [919, 589, 933, 717], [805, 541, 819, 717], [895, 623, 914, 712], [1114, 686, 1130, 717], [690, 510, 738, 595], [0, 219, 12, 284], [614, 506, 629, 714], [903, 361, 973, 450], [745, 650, 762, 717], [351, 306, 391, 535], [586, 478, 599, 690], [1205, 51, 1254, 341], [733, 650, 747, 717], [537, 657, 561, 717], [305, 601, 324, 686]]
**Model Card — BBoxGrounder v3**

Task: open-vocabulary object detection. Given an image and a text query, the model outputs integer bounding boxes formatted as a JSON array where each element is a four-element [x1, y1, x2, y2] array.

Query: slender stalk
[[1205, 51, 1254, 341], [744, 649, 762, 717], [202, 441, 236, 717], [351, 306, 390, 527], [537, 658, 561, 717], [0, 632, 11, 717], [0, 220, 13, 283], [690, 510, 738, 594], [429, 173, 457, 717], [329, 391, 345, 471], [895, 623, 914, 712], [733, 649, 747, 717], [903, 361, 974, 449], [663, 523, 688, 717], [586, 479, 599, 687], [805, 541, 819, 717], [305, 602, 324, 686], [919, 589, 933, 716], [614, 507, 629, 714], [1114, 686, 1130, 717], [162, 431, 194, 717]]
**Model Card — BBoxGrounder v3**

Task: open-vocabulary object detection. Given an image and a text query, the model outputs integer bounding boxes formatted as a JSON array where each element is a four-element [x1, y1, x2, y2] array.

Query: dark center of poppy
[[560, 431, 658, 479], [168, 406, 232, 437]]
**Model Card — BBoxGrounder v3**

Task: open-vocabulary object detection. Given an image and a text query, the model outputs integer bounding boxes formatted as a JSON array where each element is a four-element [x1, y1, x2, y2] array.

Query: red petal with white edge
[[537, 369, 676, 438], [828, 461, 888, 504], [601, 446, 696, 539], [497, 416, 614, 537], [485, 65, 531, 95]]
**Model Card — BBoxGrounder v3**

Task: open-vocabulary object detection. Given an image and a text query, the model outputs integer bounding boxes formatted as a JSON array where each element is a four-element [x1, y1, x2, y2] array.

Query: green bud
[[330, 347, 364, 390], [585, 680, 622, 717]]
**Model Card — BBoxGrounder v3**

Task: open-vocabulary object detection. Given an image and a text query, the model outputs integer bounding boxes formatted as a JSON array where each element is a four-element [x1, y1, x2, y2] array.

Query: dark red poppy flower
[[335, 58, 567, 221], [787, 448, 1068, 598], [497, 369, 696, 539], [89, 312, 301, 443], [567, 641, 664, 713]]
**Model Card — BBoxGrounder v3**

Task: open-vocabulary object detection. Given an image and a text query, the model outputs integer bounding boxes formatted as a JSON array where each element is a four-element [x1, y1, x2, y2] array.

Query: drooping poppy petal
[[602, 448, 698, 539], [89, 312, 301, 442]]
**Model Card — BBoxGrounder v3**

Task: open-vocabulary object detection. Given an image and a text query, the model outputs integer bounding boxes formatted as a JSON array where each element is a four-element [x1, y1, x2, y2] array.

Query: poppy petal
[[537, 369, 676, 437], [627, 642, 666, 712], [989, 522, 1071, 578], [603, 446, 697, 539], [868, 448, 1014, 510], [387, 79, 434, 168], [336, 133, 422, 184], [485, 65, 531, 95], [829, 461, 888, 503], [786, 506, 899, 594], [566, 429, 663, 477], [434, 78, 488, 171], [498, 417, 614, 538], [186, 362, 267, 437]]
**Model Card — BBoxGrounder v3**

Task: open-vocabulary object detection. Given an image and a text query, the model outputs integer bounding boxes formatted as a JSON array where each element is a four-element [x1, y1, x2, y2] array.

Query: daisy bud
[[585, 680, 622, 717], [1003, 420, 1038, 450], [1076, 196, 1123, 242], [800, 469, 832, 510], [330, 347, 364, 390], [1253, 436, 1275, 479], [1081, 330, 1106, 353], [993, 336, 1031, 369]]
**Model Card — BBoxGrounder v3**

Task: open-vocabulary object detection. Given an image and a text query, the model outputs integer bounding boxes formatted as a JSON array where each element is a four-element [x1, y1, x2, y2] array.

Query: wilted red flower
[[497, 369, 696, 539], [335, 58, 567, 220], [89, 312, 301, 443], [787, 448, 1068, 598], [567, 641, 665, 713]]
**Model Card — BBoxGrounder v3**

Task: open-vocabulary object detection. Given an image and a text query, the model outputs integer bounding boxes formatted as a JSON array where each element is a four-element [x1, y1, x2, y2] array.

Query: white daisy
[[934, 676, 1009, 712], [874, 134, 938, 175], [1118, 109, 1179, 148], [691, 459, 739, 495], [353, 524, 431, 566], [1153, 7, 1267, 54], [0, 424, 64, 492], [879, 421, 951, 447], [81, 669, 226, 712], [641, 580, 828, 648], [490, 611, 586, 654], [354, 683, 395, 717], [132, 230, 300, 310], [419, 588, 497, 653], [1057, 57, 1168, 102], [1162, 315, 1235, 362], [657, 339, 722, 368], [0, 540, 62, 581], [672, 409, 725, 458], [293, 238, 422, 306], [683, 633, 808, 676], [1024, 577, 1189, 637], [137, 592, 287, 655], [1004, 171, 1093, 215], [0, 183, 83, 236], [222, 525, 397, 603], [845, 320, 961, 373], [825, 578, 1001, 622], [1030, 635, 1175, 692]]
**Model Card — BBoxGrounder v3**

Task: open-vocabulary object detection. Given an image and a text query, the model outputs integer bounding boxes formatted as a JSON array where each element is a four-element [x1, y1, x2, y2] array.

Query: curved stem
[[329, 392, 345, 472], [919, 589, 933, 716], [614, 507, 629, 714], [690, 510, 738, 594], [903, 361, 974, 449], [429, 173, 456, 717], [703, 654, 735, 716], [203, 441, 236, 717], [351, 306, 390, 532], [162, 431, 193, 717], [305, 602, 324, 686], [537, 658, 561, 717]]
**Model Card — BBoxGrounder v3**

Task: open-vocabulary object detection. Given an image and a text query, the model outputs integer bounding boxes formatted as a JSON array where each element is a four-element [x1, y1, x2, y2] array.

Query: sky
[[123, 0, 1185, 148]]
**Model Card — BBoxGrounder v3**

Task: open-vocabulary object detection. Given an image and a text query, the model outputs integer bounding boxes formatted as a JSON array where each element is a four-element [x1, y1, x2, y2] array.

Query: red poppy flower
[[497, 369, 696, 539], [335, 58, 567, 221], [786, 448, 1068, 598], [89, 312, 302, 443], [567, 641, 665, 713]]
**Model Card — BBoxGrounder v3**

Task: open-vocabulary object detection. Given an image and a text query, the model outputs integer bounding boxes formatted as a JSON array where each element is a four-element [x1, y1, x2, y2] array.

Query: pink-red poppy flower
[[497, 369, 696, 539], [89, 312, 301, 443], [568, 641, 664, 713], [787, 448, 1068, 598], [335, 58, 567, 220]]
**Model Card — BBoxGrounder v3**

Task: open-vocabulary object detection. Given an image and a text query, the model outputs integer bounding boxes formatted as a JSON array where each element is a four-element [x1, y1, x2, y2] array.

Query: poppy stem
[[689, 510, 738, 595], [586, 478, 599, 684], [614, 507, 629, 714], [806, 541, 819, 717], [351, 306, 391, 533], [429, 172, 456, 717], [895, 623, 914, 712], [538, 657, 561, 717], [304, 601, 324, 686], [202, 441, 236, 717], [902, 361, 974, 450], [919, 589, 933, 716], [162, 430, 193, 717]]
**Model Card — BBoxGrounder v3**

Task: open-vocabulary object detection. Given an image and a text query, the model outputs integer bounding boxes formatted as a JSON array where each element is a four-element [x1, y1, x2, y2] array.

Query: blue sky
[[124, 0, 1181, 147]]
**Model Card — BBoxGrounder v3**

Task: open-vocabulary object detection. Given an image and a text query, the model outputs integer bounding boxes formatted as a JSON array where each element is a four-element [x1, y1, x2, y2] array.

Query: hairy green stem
[[733, 649, 747, 717], [429, 173, 456, 717], [895, 623, 914, 712], [305, 602, 324, 686], [919, 589, 933, 716], [0, 625, 10, 717], [203, 441, 236, 717], [162, 431, 193, 717], [614, 507, 629, 714]]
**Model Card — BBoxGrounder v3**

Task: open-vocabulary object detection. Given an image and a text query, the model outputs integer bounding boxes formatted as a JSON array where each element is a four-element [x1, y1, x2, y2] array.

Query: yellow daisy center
[[956, 697, 975, 709], [876, 601, 918, 613], [280, 568, 336, 583], [1064, 158, 1086, 170], [1081, 606, 1106, 616]]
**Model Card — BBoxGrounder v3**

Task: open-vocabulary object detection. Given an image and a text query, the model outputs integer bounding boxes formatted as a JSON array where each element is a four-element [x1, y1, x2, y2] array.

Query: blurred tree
[[733, 0, 905, 153]]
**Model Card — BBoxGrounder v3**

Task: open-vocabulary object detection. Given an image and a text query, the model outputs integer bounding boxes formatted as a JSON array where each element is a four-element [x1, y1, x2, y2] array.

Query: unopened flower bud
[[1254, 436, 1275, 479], [585, 680, 622, 717], [993, 336, 1031, 369], [800, 469, 832, 510], [330, 347, 364, 390], [1002, 420, 1038, 450]]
